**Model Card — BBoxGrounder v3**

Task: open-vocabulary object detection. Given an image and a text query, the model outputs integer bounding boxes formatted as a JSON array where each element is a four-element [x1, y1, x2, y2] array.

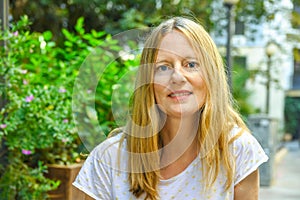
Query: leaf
[[75, 17, 85, 35], [64, 41, 73, 47], [91, 30, 106, 38], [62, 28, 76, 42], [42, 31, 52, 41]]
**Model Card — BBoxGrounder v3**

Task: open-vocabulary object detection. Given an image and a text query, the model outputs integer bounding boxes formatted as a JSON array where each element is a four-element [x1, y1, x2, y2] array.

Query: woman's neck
[[160, 113, 199, 146], [158, 113, 200, 169], [159, 114, 200, 179]]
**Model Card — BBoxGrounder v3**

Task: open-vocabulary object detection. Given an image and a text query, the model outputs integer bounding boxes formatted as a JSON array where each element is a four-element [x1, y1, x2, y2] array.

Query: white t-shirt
[[73, 128, 268, 200]]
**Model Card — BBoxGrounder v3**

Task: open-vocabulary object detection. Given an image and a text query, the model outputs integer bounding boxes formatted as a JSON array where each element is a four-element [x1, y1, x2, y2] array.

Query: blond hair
[[118, 17, 248, 199]]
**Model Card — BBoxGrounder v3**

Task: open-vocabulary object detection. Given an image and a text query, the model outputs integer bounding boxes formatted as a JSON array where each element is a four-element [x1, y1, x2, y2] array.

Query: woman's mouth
[[168, 91, 192, 100]]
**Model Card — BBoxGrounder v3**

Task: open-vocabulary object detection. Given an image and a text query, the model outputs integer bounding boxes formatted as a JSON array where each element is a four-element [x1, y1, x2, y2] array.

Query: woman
[[73, 17, 268, 200]]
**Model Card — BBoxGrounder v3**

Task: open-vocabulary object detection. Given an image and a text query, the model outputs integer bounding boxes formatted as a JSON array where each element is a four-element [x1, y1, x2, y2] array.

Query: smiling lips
[[168, 90, 192, 100]]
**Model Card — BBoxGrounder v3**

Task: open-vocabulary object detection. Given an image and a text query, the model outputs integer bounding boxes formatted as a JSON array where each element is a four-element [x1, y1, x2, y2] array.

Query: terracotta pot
[[46, 163, 85, 200]]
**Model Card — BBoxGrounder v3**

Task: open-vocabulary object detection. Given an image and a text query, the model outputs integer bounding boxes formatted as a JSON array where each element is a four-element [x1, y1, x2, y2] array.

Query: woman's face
[[153, 30, 207, 118]]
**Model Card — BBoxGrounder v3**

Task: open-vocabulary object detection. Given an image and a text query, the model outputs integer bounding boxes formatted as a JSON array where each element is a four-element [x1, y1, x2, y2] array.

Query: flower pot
[[46, 163, 85, 200]]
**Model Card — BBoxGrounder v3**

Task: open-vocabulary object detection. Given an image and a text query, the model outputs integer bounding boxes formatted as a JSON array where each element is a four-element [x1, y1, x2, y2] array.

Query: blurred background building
[[212, 0, 300, 143]]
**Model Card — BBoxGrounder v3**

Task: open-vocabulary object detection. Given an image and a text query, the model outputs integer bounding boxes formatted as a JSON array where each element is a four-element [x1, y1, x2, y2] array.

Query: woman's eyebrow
[[184, 56, 197, 60], [156, 56, 197, 62], [155, 59, 169, 64]]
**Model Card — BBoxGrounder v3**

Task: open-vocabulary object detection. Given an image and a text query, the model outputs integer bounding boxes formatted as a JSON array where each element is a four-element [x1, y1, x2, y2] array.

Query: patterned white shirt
[[73, 127, 268, 199]]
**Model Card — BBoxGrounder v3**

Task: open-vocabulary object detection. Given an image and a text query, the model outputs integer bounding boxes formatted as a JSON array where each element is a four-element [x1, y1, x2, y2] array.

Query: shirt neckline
[[159, 155, 200, 183]]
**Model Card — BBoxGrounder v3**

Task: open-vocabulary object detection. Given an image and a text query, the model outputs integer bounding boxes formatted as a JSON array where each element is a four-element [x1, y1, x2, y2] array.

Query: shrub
[[0, 15, 136, 199]]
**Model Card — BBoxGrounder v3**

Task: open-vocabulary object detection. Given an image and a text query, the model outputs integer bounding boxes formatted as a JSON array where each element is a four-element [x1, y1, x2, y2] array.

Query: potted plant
[[0, 16, 87, 199], [0, 14, 139, 199]]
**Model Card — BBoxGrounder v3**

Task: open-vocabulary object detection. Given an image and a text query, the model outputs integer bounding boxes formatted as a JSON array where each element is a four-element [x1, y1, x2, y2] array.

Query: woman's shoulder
[[229, 126, 269, 185], [90, 131, 126, 158], [229, 126, 252, 142], [229, 126, 267, 157]]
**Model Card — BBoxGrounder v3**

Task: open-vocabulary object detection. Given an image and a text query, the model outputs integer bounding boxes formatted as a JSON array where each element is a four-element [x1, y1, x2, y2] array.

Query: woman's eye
[[186, 62, 197, 68], [157, 65, 171, 72]]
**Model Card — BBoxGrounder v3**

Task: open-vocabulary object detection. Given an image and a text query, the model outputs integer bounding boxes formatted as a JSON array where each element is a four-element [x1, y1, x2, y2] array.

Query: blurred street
[[259, 140, 300, 200]]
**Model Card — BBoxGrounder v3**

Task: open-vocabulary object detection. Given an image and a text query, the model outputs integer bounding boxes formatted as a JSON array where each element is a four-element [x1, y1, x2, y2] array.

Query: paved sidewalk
[[259, 140, 300, 200]]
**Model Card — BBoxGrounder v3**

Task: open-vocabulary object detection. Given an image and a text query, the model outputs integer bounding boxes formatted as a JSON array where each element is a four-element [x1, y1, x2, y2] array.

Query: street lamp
[[265, 42, 277, 114], [224, 0, 239, 92]]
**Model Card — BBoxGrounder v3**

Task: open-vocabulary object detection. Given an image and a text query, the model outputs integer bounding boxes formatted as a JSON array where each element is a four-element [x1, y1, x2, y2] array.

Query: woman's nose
[[170, 67, 187, 84]]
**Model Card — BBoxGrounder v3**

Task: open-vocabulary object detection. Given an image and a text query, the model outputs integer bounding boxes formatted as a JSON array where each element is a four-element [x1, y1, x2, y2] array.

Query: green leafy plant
[[0, 160, 60, 200], [0, 15, 82, 165], [0, 15, 136, 199], [284, 96, 300, 139], [232, 64, 257, 118]]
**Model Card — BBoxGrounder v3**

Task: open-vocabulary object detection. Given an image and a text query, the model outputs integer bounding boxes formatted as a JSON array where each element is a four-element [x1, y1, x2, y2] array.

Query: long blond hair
[[119, 17, 248, 199]]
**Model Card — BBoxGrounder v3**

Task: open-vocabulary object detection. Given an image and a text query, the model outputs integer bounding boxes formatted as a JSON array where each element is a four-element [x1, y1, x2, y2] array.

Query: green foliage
[[0, 160, 60, 200], [1, 85, 79, 163], [0, 15, 81, 165], [284, 96, 300, 138], [9, 0, 276, 44], [0, 15, 80, 199], [232, 64, 257, 118], [0, 16, 136, 198], [291, 0, 300, 28]]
